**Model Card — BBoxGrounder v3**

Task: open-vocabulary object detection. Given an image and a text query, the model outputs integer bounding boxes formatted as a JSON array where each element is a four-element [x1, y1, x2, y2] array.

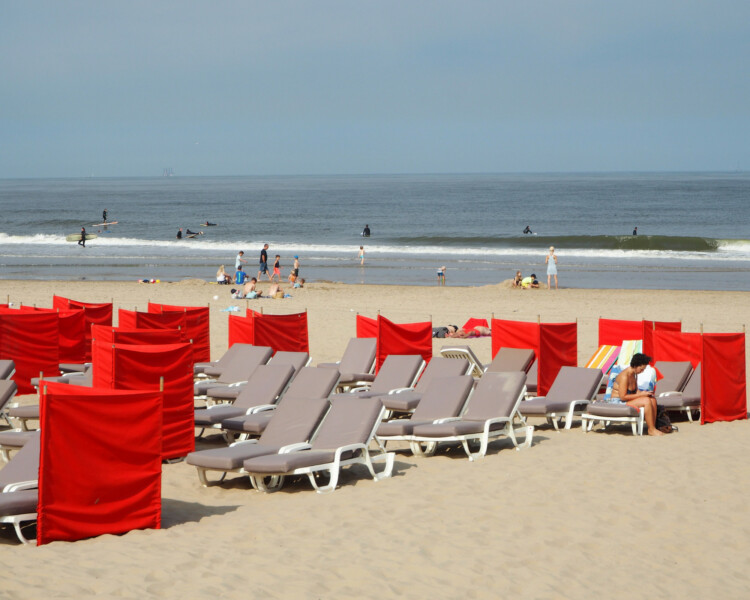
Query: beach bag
[[656, 406, 677, 433]]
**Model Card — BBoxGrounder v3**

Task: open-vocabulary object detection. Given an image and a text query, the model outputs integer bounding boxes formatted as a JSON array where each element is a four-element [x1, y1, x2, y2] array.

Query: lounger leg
[[364, 451, 395, 482], [308, 468, 339, 494], [249, 474, 285, 493], [510, 425, 534, 450], [409, 441, 437, 457], [13, 517, 36, 545], [196, 467, 227, 487]]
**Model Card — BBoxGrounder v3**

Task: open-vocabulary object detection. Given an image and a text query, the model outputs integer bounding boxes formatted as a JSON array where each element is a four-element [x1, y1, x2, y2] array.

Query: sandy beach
[[1, 279, 749, 599]]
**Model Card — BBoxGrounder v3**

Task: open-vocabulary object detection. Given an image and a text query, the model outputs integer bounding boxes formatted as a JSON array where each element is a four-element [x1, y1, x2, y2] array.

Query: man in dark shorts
[[258, 243, 272, 281]]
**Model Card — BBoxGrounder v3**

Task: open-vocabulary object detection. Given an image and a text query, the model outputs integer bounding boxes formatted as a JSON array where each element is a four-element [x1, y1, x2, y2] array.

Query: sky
[[1, 1, 749, 178]]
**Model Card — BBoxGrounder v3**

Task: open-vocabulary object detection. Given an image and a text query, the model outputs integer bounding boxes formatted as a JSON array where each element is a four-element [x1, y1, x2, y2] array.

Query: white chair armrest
[[279, 442, 312, 453], [229, 439, 258, 448], [249, 404, 277, 414]]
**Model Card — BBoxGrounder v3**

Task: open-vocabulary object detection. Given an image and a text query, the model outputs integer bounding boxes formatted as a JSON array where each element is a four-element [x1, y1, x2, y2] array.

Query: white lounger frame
[[581, 406, 644, 436], [1, 480, 38, 545], [408, 387, 534, 461]]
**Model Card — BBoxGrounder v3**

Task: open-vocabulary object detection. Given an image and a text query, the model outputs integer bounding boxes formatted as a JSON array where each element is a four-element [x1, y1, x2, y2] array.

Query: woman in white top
[[545, 246, 558, 290]]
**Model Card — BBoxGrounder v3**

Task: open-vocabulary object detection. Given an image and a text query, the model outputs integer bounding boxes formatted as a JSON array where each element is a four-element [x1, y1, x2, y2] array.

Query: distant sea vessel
[[162, 167, 174, 177]]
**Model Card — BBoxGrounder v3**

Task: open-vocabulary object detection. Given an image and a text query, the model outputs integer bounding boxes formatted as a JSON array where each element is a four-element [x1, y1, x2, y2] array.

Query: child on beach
[[437, 266, 446, 285], [271, 255, 281, 282], [359, 246, 365, 265], [288, 255, 300, 283]]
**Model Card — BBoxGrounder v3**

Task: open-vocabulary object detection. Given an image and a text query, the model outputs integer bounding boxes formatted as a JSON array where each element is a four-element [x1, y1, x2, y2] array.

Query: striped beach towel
[[616, 339, 643, 367], [584, 344, 621, 374]]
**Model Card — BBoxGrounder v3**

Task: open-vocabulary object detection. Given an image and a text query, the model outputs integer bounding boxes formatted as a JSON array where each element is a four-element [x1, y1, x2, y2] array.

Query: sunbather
[[607, 353, 664, 437]]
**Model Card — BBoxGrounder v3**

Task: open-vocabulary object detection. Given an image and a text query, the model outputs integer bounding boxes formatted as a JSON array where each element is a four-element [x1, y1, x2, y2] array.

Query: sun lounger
[[242, 396, 395, 494], [375, 375, 474, 449], [581, 361, 694, 436], [0, 432, 39, 544], [205, 350, 311, 402], [439, 345, 485, 378], [0, 360, 16, 380], [31, 365, 92, 389], [186, 396, 331, 486], [0, 429, 36, 463], [485, 347, 536, 374], [318, 338, 377, 391], [329, 354, 425, 401], [376, 356, 471, 414], [194, 364, 295, 434], [194, 345, 273, 400], [194, 343, 255, 378], [408, 371, 533, 460], [0, 380, 18, 428], [658, 363, 701, 421], [220, 367, 340, 436], [58, 362, 89, 374], [519, 367, 603, 430]]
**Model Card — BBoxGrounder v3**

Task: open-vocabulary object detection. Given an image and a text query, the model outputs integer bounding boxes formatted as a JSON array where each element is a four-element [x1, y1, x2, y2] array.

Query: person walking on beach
[[288, 255, 300, 283], [359, 246, 365, 265], [271, 254, 282, 282], [235, 250, 246, 270], [258, 243, 272, 281], [545, 246, 558, 289], [78, 226, 87, 247]]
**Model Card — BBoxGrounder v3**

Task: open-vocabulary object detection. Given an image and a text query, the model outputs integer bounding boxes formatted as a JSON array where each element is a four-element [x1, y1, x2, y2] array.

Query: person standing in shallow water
[[633, 226, 638, 235], [545, 246, 558, 289], [78, 226, 87, 247]]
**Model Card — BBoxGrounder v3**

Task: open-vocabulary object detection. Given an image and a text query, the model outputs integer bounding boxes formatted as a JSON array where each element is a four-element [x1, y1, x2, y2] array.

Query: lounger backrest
[[214, 343, 252, 369], [216, 346, 273, 383], [462, 372, 526, 421], [67, 370, 93, 387], [680, 363, 701, 402], [370, 355, 424, 394], [233, 364, 296, 409], [311, 396, 384, 450], [0, 360, 15, 380], [440, 345, 484, 377], [414, 357, 471, 391], [654, 361, 693, 395], [259, 397, 330, 446], [0, 380, 18, 410], [338, 338, 377, 374], [526, 360, 538, 392], [411, 375, 474, 420], [284, 367, 340, 400], [0, 432, 39, 490], [269, 351, 310, 375], [486, 348, 535, 373], [544, 367, 602, 403]]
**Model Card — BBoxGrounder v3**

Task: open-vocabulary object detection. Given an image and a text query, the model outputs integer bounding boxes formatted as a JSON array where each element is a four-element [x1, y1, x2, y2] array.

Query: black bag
[[656, 406, 678, 433]]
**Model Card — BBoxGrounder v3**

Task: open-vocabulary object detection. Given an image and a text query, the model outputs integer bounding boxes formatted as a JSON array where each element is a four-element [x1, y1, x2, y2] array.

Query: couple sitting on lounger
[[604, 353, 664, 437]]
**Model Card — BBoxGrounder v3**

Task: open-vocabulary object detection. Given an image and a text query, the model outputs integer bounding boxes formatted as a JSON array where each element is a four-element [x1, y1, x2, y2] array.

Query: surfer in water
[[523, 225, 533, 234], [362, 224, 370, 237], [176, 228, 183, 240], [102, 209, 108, 223], [633, 226, 638, 235], [185, 229, 203, 236], [202, 221, 216, 226], [78, 227, 87, 248]]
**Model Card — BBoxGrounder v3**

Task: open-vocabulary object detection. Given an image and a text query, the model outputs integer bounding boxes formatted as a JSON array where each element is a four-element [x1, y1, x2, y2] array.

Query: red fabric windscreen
[[0, 310, 60, 394], [37, 382, 162, 545], [598, 319, 644, 347], [148, 304, 210, 362], [538, 323, 578, 396], [17, 306, 86, 364], [642, 321, 682, 358], [376, 316, 432, 372], [228, 314, 254, 347], [462, 318, 489, 332], [491, 319, 540, 360], [253, 312, 309, 354], [652, 331, 702, 368], [92, 342, 195, 460], [492, 319, 576, 395], [91, 325, 186, 347], [52, 296, 113, 361], [356, 315, 378, 338], [701, 333, 747, 424]]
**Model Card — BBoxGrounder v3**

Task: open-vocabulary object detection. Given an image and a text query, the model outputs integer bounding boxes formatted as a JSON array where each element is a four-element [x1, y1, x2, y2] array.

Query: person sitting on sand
[[293, 278, 305, 289], [512, 270, 523, 287], [521, 274, 539, 289], [216, 265, 232, 284], [231, 278, 262, 299], [605, 353, 664, 437]]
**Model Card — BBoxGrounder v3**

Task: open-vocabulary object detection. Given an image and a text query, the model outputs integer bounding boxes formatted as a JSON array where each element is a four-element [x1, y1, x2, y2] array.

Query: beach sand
[[1, 279, 749, 599]]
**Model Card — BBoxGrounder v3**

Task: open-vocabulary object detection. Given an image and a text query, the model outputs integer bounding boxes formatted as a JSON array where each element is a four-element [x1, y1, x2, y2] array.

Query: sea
[[0, 172, 748, 290]]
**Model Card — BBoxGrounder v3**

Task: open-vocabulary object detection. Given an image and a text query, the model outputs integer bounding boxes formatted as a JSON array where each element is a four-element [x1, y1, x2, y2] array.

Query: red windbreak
[[52, 296, 113, 361], [37, 382, 162, 545], [701, 333, 747, 424], [92, 342, 194, 460], [598, 319, 681, 359], [356, 314, 378, 338], [376, 316, 432, 372], [16, 306, 86, 364], [148, 304, 210, 362], [228, 311, 309, 354], [492, 319, 577, 396], [652, 331, 702, 368], [0, 310, 59, 394]]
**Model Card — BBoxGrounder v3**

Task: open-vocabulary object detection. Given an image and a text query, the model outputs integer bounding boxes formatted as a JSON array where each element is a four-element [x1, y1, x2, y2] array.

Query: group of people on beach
[[512, 246, 558, 289], [217, 244, 303, 298]]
